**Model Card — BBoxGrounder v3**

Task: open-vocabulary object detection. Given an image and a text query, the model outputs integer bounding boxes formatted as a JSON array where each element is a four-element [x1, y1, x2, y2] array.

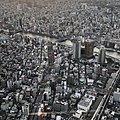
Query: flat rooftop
[[78, 97, 92, 107]]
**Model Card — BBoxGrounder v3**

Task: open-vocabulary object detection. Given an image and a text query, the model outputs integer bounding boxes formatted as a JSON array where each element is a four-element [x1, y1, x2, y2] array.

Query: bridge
[[101, 39, 120, 44], [94, 51, 120, 62]]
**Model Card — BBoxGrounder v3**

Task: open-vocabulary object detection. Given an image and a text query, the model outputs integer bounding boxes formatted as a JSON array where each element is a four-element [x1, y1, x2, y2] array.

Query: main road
[[91, 68, 120, 120]]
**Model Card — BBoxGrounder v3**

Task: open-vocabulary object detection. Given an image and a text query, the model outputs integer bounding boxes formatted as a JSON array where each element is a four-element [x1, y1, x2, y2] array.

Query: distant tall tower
[[48, 42, 55, 66], [73, 40, 81, 60], [98, 46, 106, 65]]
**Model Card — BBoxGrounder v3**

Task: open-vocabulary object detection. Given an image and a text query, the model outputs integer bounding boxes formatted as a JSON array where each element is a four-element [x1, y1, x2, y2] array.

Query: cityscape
[[0, 0, 120, 120]]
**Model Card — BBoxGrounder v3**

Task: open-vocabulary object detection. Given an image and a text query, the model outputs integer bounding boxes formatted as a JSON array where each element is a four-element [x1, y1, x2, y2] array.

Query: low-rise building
[[77, 97, 92, 112]]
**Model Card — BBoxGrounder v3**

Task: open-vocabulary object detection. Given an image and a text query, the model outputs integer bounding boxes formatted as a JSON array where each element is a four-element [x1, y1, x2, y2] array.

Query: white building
[[87, 78, 94, 86], [77, 97, 92, 112], [73, 109, 84, 119], [22, 103, 29, 116], [56, 115, 62, 120]]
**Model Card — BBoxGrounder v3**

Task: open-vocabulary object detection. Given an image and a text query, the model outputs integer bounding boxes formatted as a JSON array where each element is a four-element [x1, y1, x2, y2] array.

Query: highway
[[29, 91, 43, 120], [91, 68, 120, 120]]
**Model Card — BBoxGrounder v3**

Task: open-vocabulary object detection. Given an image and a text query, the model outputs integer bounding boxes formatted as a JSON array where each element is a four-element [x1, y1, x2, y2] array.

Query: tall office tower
[[73, 40, 81, 60], [98, 46, 106, 65], [84, 40, 94, 58], [48, 42, 55, 66]]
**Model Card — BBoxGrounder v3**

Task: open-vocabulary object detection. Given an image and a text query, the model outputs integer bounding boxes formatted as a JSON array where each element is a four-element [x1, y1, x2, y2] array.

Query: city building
[[22, 103, 29, 117], [0, 1, 120, 120], [77, 97, 92, 112], [81, 39, 94, 58], [72, 40, 81, 60], [73, 109, 84, 119], [106, 42, 115, 48], [113, 91, 120, 102], [48, 42, 55, 66], [80, 3, 88, 9], [98, 46, 106, 65]]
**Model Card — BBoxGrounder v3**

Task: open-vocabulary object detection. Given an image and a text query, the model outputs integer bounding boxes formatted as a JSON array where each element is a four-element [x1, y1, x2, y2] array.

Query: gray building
[[73, 40, 81, 60], [48, 42, 55, 66], [98, 46, 106, 65], [113, 91, 120, 102], [84, 40, 94, 58]]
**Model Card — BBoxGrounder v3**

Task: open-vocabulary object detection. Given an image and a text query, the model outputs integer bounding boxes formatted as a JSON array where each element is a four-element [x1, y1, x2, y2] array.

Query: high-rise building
[[84, 40, 94, 58], [73, 40, 81, 60], [98, 46, 106, 65], [48, 42, 55, 66]]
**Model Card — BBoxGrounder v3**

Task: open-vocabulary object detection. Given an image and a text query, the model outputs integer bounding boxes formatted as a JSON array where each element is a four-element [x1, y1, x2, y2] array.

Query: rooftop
[[78, 97, 92, 107]]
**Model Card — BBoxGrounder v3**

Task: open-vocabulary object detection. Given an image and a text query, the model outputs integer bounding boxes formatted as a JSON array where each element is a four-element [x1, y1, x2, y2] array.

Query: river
[[1, 28, 120, 60], [22, 33, 120, 61]]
